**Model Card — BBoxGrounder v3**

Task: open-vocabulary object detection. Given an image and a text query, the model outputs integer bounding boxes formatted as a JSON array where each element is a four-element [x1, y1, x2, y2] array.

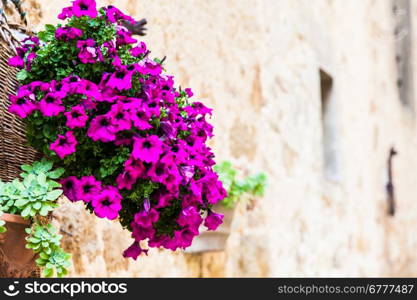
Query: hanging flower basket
[[6, 0, 227, 265]]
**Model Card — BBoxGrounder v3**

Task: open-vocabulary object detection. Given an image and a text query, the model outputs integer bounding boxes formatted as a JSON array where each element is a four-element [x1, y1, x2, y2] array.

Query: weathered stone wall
[[20, 0, 417, 277]]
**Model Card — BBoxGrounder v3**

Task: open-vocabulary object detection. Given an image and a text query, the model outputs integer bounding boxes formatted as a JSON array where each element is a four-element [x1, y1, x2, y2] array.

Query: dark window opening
[[393, 0, 413, 108], [320, 69, 340, 182]]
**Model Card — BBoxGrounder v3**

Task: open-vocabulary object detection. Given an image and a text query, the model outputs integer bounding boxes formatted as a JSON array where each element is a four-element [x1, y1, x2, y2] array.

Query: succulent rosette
[[8, 0, 226, 258]]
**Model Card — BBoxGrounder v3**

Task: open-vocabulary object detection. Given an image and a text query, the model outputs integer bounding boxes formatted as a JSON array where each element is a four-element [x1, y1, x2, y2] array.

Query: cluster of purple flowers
[[8, 0, 226, 259]]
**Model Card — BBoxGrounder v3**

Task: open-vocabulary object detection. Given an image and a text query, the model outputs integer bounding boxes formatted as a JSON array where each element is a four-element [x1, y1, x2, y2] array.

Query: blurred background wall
[[15, 0, 417, 276]]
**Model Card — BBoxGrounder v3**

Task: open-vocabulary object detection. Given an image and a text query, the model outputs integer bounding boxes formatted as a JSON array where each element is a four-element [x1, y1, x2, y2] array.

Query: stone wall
[[20, 0, 417, 277]]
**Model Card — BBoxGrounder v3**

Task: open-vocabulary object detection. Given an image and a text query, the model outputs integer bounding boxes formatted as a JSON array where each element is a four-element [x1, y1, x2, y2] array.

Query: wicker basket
[[0, 4, 40, 183], [0, 2, 41, 278]]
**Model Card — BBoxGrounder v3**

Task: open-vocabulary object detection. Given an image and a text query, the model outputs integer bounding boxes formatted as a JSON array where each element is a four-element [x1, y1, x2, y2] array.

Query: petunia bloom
[[130, 42, 147, 57], [58, 7, 73, 20], [92, 186, 122, 220], [39, 93, 65, 117], [108, 103, 131, 131], [60, 176, 79, 202], [116, 168, 141, 190], [55, 27, 83, 41], [116, 28, 137, 46], [72, 0, 97, 18], [104, 5, 135, 24], [132, 135, 164, 163], [77, 39, 97, 63], [76, 176, 101, 203], [50, 131, 78, 159], [87, 115, 117, 142], [122, 241, 148, 260], [130, 107, 152, 130], [204, 210, 224, 231], [8, 95, 36, 118], [106, 68, 133, 91], [64, 105, 89, 129]]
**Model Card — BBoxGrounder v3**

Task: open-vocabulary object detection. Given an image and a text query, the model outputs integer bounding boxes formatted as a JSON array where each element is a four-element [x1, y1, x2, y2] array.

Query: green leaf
[[32, 202, 42, 210], [14, 199, 28, 207], [47, 168, 65, 179], [43, 268, 53, 278], [28, 237, 40, 243], [46, 189, 63, 201], [39, 205, 50, 216], [37, 173, 47, 186], [39, 252, 49, 260], [21, 205, 31, 218], [21, 165, 33, 172], [48, 181, 62, 189], [45, 24, 55, 31], [16, 69, 28, 81]]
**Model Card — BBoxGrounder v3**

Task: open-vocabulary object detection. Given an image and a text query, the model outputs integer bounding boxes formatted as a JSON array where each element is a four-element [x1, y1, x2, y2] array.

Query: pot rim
[[0, 213, 30, 225]]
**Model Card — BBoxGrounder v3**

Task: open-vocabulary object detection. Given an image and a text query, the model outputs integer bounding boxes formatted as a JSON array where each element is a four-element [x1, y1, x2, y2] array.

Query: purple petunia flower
[[87, 115, 117, 142], [60, 176, 80, 202], [108, 103, 131, 131], [8, 47, 27, 69], [76, 79, 101, 99], [50, 131, 78, 159], [122, 242, 148, 260], [77, 39, 97, 64], [130, 107, 152, 130], [130, 42, 147, 57], [138, 59, 162, 76], [8, 95, 36, 118], [116, 168, 141, 190], [72, 0, 97, 18], [184, 88, 194, 98], [55, 27, 83, 41], [116, 28, 137, 46], [106, 68, 133, 91], [104, 5, 136, 24], [76, 176, 101, 203], [134, 208, 159, 228], [64, 105, 89, 129], [39, 93, 65, 117], [204, 210, 224, 231], [92, 186, 122, 220], [58, 7, 74, 20], [177, 206, 203, 230], [132, 135, 164, 163]]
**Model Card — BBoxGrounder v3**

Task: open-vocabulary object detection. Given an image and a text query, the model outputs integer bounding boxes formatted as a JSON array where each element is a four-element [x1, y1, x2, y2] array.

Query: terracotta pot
[[0, 213, 38, 277], [185, 204, 236, 253]]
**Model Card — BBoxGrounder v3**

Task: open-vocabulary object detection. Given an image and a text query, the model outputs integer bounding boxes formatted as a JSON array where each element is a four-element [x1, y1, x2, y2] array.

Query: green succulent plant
[[20, 158, 65, 182], [36, 247, 71, 278], [214, 161, 267, 208], [27, 224, 71, 278], [13, 173, 62, 218], [25, 224, 62, 253], [0, 180, 21, 214]]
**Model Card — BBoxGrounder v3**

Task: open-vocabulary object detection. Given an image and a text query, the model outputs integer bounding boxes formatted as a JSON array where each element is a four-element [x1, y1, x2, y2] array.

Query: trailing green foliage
[[214, 161, 267, 208], [27, 224, 71, 278]]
